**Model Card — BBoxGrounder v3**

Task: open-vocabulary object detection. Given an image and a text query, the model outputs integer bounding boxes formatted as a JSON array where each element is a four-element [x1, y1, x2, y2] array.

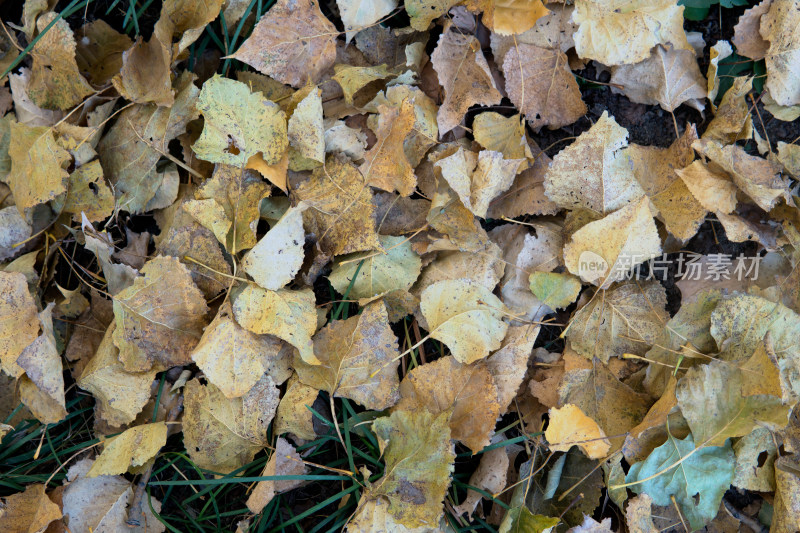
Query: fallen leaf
[[78, 323, 157, 428], [360, 98, 417, 196], [503, 42, 587, 130], [338, 0, 399, 42], [430, 29, 502, 134], [544, 112, 644, 215], [676, 160, 738, 214], [482, 0, 550, 36], [294, 301, 400, 410], [625, 434, 735, 531], [232, 283, 319, 365], [707, 40, 733, 108], [625, 494, 658, 533], [0, 271, 39, 378], [356, 409, 455, 528], [760, 0, 800, 106], [0, 484, 62, 533], [329, 235, 422, 301], [733, 0, 772, 60], [293, 154, 381, 255], [193, 75, 287, 168], [246, 437, 308, 513], [231, 0, 337, 88], [773, 456, 800, 532], [395, 355, 502, 452], [546, 404, 610, 459], [529, 271, 582, 310], [405, 0, 461, 31], [7, 121, 70, 213], [53, 160, 115, 223], [572, 0, 691, 66], [87, 422, 167, 477], [274, 375, 319, 440], [733, 427, 777, 492], [610, 44, 706, 112], [486, 324, 538, 412], [566, 515, 614, 532], [420, 279, 509, 364], [183, 375, 278, 473], [113, 255, 209, 372], [242, 204, 307, 290], [702, 76, 754, 143]]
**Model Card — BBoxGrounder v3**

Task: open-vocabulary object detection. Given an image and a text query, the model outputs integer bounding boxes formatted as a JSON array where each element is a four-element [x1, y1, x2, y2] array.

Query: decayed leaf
[[0, 484, 62, 533], [625, 434, 735, 531], [773, 456, 800, 532], [566, 280, 667, 363], [434, 148, 523, 218], [232, 284, 319, 365], [183, 375, 278, 473], [405, 0, 461, 31], [87, 422, 168, 477], [294, 301, 400, 409], [420, 279, 509, 364], [333, 64, 395, 107], [78, 323, 157, 427], [113, 256, 209, 372], [0, 271, 39, 378], [676, 355, 789, 448], [242, 204, 306, 290], [453, 437, 512, 517], [733, 0, 772, 60], [293, 155, 380, 255], [566, 516, 614, 532], [191, 302, 289, 399], [544, 112, 644, 215], [7, 121, 70, 213], [430, 30, 502, 134], [559, 361, 651, 451], [486, 325, 538, 412], [288, 87, 324, 169], [52, 160, 115, 223], [427, 179, 492, 252], [16, 305, 66, 424], [360, 99, 417, 196], [503, 42, 587, 130], [733, 427, 777, 492], [610, 45, 706, 112], [274, 375, 318, 440], [490, 3, 577, 64], [707, 40, 733, 107], [357, 409, 455, 528], [61, 458, 165, 533], [564, 197, 662, 287], [27, 13, 93, 110], [546, 404, 610, 459], [231, 0, 337, 88], [75, 19, 133, 86], [693, 137, 788, 212], [483, 0, 550, 35], [246, 437, 308, 513], [625, 494, 658, 533], [193, 76, 287, 168], [98, 72, 198, 213], [338, 0, 399, 42], [572, 0, 691, 66], [487, 151, 556, 219], [472, 112, 533, 161], [529, 271, 582, 310], [702, 76, 754, 143], [329, 235, 421, 301], [627, 126, 706, 241], [0, 207, 32, 263], [675, 160, 738, 214], [395, 356, 501, 452], [760, 0, 800, 106]]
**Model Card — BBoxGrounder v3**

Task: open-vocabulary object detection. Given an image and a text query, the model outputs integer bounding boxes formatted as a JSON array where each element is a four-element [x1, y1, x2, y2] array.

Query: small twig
[[722, 498, 768, 533]]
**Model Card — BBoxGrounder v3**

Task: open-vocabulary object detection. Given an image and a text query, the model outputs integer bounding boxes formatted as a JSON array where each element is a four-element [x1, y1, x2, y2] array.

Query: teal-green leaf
[[625, 434, 735, 530]]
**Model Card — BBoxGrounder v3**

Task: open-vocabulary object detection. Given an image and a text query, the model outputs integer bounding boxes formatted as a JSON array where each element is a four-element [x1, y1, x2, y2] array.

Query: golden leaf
[[0, 272, 39, 378], [546, 404, 611, 459], [0, 484, 61, 533], [247, 437, 308, 513], [360, 98, 417, 196], [87, 422, 168, 477], [7, 121, 70, 213], [760, 0, 800, 106]]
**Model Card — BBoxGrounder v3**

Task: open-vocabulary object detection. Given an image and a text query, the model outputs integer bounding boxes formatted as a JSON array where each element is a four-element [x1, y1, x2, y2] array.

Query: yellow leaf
[[0, 272, 39, 378], [702, 76, 754, 143], [87, 422, 168, 477], [8, 121, 70, 213], [231, 0, 337, 88], [288, 87, 325, 169], [760, 0, 800, 106], [503, 42, 587, 131], [529, 271, 582, 310], [355, 409, 455, 528], [193, 75, 288, 168], [430, 29, 502, 134], [483, 0, 550, 36], [191, 302, 291, 399], [572, 0, 691, 66], [707, 40, 733, 108], [360, 98, 417, 196], [233, 284, 319, 365], [52, 160, 115, 223], [295, 301, 400, 409], [421, 279, 509, 364], [0, 484, 61, 533], [395, 356, 502, 452], [333, 64, 395, 106], [183, 375, 278, 473], [676, 160, 738, 214], [546, 404, 611, 459], [274, 374, 319, 440], [563, 197, 662, 287], [113, 256, 209, 372], [78, 323, 157, 427]]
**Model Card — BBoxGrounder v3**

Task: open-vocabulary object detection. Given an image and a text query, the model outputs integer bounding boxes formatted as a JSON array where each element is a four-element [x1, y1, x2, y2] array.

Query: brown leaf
[[0, 484, 62, 533], [360, 98, 417, 196], [246, 437, 308, 513]]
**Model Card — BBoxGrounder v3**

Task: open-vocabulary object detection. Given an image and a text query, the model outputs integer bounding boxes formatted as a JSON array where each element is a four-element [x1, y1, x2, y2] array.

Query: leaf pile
[[1, 0, 800, 531]]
